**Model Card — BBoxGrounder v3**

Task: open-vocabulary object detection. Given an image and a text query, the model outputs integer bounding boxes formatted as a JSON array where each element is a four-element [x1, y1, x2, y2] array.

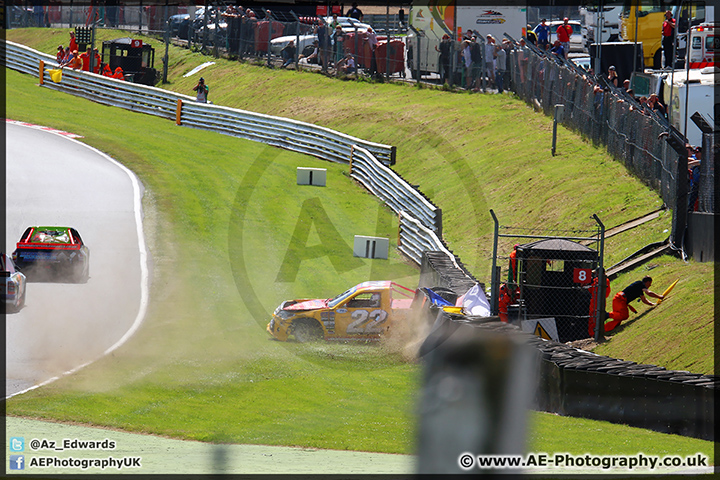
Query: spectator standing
[[526, 24, 537, 45], [333, 25, 344, 65], [347, 3, 363, 21], [484, 35, 496, 88], [68, 30, 78, 53], [33, 2, 45, 27], [222, 5, 241, 55], [436, 34, 453, 84], [469, 36, 482, 91], [317, 18, 330, 71], [688, 147, 702, 211], [662, 10, 676, 68], [79, 48, 91, 71], [462, 40, 473, 89], [535, 19, 550, 49], [330, 13, 340, 31], [193, 77, 209, 103], [495, 43, 507, 93], [367, 27, 378, 75], [556, 18, 572, 59]]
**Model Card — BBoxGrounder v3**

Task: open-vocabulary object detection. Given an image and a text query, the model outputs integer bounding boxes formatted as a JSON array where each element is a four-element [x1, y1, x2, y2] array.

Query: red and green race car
[[12, 226, 90, 283]]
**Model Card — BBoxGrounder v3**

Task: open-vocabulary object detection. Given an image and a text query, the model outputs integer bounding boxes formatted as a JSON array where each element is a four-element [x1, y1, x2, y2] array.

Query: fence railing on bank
[[507, 45, 714, 216]]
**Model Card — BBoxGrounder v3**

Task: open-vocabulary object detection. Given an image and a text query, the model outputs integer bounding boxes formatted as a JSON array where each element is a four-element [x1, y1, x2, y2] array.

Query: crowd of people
[[55, 30, 125, 80], [217, 5, 382, 76]]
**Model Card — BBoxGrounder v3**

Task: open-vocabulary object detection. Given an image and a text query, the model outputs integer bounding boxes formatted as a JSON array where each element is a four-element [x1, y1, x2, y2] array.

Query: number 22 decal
[[347, 309, 388, 334]]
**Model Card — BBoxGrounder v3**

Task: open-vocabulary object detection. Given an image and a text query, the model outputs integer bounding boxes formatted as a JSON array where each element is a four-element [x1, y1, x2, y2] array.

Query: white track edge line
[[5, 124, 150, 400]]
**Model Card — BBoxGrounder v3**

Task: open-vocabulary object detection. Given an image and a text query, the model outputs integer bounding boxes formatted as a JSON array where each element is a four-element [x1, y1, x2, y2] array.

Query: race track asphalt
[[5, 122, 148, 397]]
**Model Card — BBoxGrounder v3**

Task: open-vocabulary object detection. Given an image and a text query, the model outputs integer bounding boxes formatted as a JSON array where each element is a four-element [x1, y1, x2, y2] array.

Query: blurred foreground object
[[417, 316, 538, 474]]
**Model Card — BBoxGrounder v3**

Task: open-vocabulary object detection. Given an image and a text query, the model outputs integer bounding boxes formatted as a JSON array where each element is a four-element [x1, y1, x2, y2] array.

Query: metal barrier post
[[291, 11, 300, 70], [490, 209, 500, 315], [593, 214, 606, 342], [552, 104, 564, 156], [39, 60, 44, 85], [176, 99, 182, 125]]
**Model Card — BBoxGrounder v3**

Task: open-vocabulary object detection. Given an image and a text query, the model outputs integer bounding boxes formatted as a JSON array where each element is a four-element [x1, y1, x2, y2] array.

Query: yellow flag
[[49, 69, 63, 83]]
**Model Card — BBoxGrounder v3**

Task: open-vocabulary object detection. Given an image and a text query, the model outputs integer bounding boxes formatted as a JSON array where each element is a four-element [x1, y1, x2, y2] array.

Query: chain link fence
[[9, 4, 407, 78], [507, 43, 715, 215], [491, 212, 605, 342]]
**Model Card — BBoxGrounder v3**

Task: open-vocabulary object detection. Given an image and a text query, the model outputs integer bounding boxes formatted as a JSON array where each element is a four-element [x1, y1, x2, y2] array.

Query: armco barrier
[[3, 41, 396, 166], [351, 145, 441, 234], [418, 264, 715, 441], [4, 39, 468, 272]]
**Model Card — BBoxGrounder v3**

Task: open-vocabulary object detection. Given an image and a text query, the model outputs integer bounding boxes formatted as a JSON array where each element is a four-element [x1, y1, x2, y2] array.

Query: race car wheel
[[292, 319, 323, 343]]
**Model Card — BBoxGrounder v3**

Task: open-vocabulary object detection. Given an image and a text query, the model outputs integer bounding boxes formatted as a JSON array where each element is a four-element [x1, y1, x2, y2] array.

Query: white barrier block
[[297, 167, 327, 186], [353, 236, 389, 260]]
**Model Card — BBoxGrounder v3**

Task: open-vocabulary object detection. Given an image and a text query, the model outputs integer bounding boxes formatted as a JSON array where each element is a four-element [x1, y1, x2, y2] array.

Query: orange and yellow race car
[[267, 281, 416, 342]]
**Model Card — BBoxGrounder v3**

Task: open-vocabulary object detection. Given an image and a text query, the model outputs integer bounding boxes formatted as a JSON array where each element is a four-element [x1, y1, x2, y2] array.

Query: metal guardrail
[[4, 40, 477, 274], [3, 40, 396, 167], [350, 146, 441, 233]]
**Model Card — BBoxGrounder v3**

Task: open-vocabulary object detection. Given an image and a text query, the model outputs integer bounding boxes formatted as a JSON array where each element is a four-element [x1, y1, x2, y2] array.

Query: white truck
[[406, 2, 527, 78], [579, 5, 621, 50], [663, 66, 717, 146]]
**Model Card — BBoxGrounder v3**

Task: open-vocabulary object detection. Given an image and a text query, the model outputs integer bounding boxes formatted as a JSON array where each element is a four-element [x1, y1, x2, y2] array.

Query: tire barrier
[[417, 257, 715, 442], [419, 251, 480, 297]]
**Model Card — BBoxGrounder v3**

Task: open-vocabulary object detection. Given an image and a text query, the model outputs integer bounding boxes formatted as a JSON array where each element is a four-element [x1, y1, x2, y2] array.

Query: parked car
[[13, 226, 90, 283], [571, 54, 592, 71], [2, 253, 26, 313], [537, 20, 585, 53], [270, 16, 372, 55]]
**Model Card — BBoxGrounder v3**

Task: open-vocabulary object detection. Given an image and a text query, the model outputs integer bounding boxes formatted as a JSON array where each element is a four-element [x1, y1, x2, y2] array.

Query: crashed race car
[[2, 252, 27, 312], [13, 226, 90, 283], [267, 281, 416, 342]]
